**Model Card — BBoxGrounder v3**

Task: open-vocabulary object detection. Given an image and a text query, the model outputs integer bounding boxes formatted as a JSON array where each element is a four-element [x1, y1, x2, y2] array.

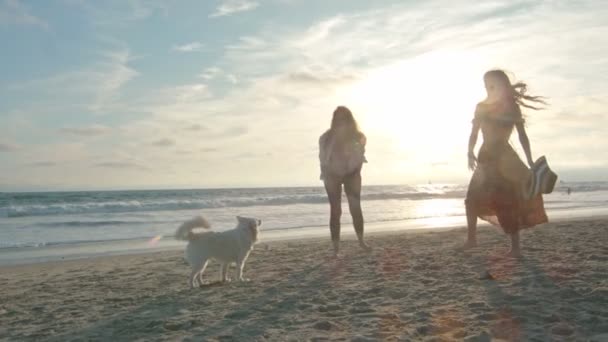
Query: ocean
[[1, 182, 607, 265]]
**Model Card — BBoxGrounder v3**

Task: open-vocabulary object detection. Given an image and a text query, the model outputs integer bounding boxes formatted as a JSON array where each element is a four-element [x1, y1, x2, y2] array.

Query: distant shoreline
[[2, 206, 608, 267]]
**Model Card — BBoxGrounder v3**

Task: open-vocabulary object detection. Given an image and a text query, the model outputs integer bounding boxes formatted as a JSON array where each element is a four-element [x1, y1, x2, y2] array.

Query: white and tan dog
[[175, 215, 261, 288]]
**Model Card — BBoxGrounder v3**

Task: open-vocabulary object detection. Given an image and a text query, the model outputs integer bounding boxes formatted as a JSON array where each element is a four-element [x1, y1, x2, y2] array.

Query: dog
[[175, 215, 261, 288]]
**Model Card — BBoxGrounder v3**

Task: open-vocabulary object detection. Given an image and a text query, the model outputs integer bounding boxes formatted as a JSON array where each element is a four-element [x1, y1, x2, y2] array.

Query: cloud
[[199, 67, 222, 80], [9, 47, 138, 112], [62, 0, 169, 26], [60, 125, 111, 136], [94, 161, 148, 170], [222, 125, 248, 138], [92, 49, 139, 110], [226, 74, 238, 84], [168, 83, 211, 103], [185, 124, 206, 131], [26, 161, 57, 167], [0, 0, 49, 30], [283, 70, 359, 85], [151, 138, 176, 147], [5, 0, 608, 189], [210, 0, 259, 18], [172, 42, 204, 52], [128, 0, 168, 20], [198, 67, 240, 84], [0, 141, 20, 152]]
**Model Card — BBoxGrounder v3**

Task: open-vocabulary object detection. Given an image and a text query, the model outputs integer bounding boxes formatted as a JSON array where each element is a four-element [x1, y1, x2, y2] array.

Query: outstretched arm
[[468, 121, 480, 171], [516, 122, 534, 167]]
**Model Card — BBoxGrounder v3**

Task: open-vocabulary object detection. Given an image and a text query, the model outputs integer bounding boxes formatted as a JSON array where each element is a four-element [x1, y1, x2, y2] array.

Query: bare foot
[[505, 249, 522, 258], [359, 242, 372, 253], [463, 240, 478, 249], [332, 245, 340, 258]]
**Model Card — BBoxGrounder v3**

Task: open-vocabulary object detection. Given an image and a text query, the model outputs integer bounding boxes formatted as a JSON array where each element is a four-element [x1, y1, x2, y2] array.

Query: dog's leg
[[220, 263, 230, 283], [189, 270, 198, 289], [189, 259, 208, 288], [236, 253, 250, 282], [198, 260, 208, 285]]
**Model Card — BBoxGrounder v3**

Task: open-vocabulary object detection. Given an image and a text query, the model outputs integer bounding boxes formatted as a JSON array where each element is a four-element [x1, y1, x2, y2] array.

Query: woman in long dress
[[465, 70, 549, 257]]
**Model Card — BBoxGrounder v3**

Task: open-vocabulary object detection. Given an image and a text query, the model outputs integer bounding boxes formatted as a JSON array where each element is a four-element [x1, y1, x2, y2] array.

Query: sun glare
[[337, 50, 487, 171]]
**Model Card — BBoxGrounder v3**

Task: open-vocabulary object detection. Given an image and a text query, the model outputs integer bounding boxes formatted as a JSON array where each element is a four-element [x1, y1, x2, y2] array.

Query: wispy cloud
[[199, 67, 222, 80], [172, 41, 204, 52], [9, 46, 138, 112], [3, 0, 608, 189], [151, 138, 176, 147], [185, 124, 206, 131], [0, 141, 20, 152], [128, 0, 169, 20], [94, 161, 148, 170], [0, 0, 49, 30], [91, 49, 139, 110], [210, 0, 259, 18], [169, 83, 211, 103], [283, 70, 359, 85], [60, 124, 110, 136], [62, 0, 169, 27], [221, 125, 248, 138], [26, 161, 57, 167]]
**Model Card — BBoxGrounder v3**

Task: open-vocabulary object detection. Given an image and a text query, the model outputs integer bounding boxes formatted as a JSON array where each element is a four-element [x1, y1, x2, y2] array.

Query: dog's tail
[[174, 216, 211, 241]]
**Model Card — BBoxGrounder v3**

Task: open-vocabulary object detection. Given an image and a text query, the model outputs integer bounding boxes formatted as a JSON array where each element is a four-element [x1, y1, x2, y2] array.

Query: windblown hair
[[328, 106, 364, 142], [484, 69, 548, 110]]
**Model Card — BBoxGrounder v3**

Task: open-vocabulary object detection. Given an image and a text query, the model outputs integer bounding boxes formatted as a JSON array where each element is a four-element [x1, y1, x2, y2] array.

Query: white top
[[319, 130, 366, 180]]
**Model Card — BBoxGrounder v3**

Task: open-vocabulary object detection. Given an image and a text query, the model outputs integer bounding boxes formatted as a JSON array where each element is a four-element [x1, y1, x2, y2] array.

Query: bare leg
[[344, 171, 370, 252], [324, 176, 343, 256], [464, 199, 478, 249], [496, 185, 522, 258], [507, 231, 522, 257], [220, 263, 230, 282]]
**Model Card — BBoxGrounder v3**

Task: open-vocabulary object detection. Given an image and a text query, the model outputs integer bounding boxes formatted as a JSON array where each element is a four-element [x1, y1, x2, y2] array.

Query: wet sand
[[1, 218, 607, 341]]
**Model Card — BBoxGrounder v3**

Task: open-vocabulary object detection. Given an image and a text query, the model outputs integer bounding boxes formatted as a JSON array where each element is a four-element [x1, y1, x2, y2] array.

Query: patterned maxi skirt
[[466, 142, 548, 234]]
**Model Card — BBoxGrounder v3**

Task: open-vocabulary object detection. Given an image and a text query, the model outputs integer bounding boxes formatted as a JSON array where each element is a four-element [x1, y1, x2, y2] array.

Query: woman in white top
[[319, 106, 370, 256]]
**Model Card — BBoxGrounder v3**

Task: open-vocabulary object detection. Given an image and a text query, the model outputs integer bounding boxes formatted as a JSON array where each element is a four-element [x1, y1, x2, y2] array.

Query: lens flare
[[148, 235, 163, 246]]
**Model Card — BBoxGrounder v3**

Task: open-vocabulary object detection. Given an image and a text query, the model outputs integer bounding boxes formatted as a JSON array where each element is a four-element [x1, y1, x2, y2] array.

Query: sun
[[336, 49, 488, 173]]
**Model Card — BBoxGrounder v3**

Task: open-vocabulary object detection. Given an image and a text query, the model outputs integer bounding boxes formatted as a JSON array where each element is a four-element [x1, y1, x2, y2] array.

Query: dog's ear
[[236, 215, 243, 222], [248, 220, 259, 241], [257, 219, 262, 226]]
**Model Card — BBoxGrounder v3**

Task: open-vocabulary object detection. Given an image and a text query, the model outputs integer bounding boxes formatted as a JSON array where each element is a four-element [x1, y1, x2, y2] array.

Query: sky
[[1, 0, 607, 191]]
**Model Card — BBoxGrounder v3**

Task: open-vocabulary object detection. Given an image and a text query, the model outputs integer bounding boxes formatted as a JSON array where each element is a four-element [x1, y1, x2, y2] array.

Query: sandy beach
[[1, 218, 607, 341]]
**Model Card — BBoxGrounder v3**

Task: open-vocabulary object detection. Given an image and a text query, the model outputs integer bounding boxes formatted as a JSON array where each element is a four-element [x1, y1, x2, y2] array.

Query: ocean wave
[[33, 219, 176, 228], [0, 213, 467, 249], [0, 190, 465, 218], [0, 235, 165, 250], [1, 181, 606, 219]]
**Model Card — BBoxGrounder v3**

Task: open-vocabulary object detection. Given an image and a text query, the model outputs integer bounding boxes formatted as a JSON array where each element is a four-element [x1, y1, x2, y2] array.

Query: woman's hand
[[468, 151, 477, 171], [526, 155, 535, 168]]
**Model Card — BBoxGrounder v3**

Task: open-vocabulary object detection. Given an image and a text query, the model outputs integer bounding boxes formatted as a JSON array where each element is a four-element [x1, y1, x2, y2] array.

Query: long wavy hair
[[329, 106, 363, 140], [484, 69, 548, 110]]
